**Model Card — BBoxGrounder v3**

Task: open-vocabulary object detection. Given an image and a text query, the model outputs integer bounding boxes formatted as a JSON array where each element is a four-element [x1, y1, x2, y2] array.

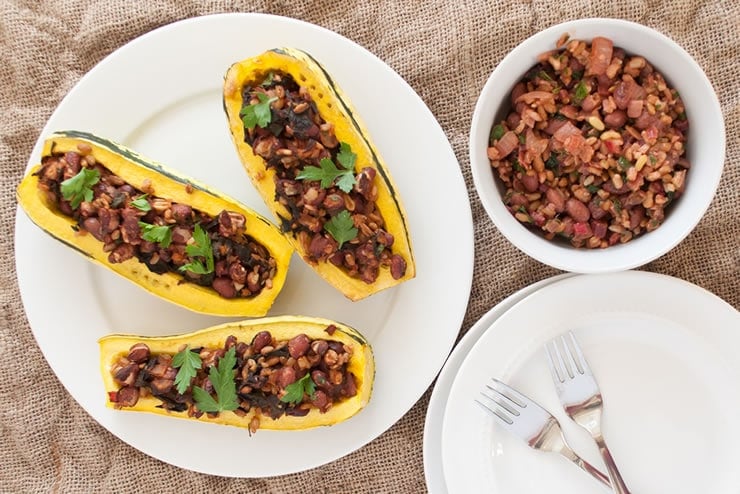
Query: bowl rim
[[469, 17, 726, 273]]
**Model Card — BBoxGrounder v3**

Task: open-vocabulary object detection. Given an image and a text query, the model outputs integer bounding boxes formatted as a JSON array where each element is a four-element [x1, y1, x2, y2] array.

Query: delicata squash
[[223, 48, 415, 301], [16, 130, 293, 317], [99, 316, 374, 431]]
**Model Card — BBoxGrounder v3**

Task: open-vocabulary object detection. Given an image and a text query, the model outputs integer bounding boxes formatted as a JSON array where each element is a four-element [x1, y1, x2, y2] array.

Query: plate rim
[[14, 12, 474, 477], [440, 270, 740, 493], [423, 273, 576, 493]]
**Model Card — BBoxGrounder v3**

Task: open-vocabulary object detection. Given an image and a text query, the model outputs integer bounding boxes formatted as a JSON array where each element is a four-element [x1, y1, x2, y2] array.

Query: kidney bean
[[149, 378, 174, 395], [114, 363, 139, 387], [630, 206, 645, 229], [288, 334, 310, 359], [521, 174, 539, 192], [171, 203, 192, 223], [546, 187, 565, 212], [251, 331, 272, 353], [116, 386, 139, 407], [311, 370, 330, 389], [212, 277, 237, 298], [310, 390, 329, 410], [275, 367, 297, 388], [128, 343, 150, 363], [310, 340, 328, 357], [390, 254, 407, 280], [565, 198, 591, 223], [342, 374, 358, 398], [82, 217, 105, 241], [589, 198, 608, 220], [604, 110, 627, 128]]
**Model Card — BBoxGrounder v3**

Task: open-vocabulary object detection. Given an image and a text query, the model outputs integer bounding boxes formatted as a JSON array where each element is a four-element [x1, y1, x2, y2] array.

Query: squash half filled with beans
[[99, 316, 374, 432], [17, 131, 294, 317], [488, 35, 689, 248]]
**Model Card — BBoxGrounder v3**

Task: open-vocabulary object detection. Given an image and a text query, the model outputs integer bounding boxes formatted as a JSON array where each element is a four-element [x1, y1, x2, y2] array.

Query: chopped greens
[[192, 346, 238, 413], [172, 345, 202, 395], [130, 194, 151, 212], [490, 124, 506, 142], [296, 142, 357, 193], [573, 80, 589, 105], [60, 168, 100, 209], [280, 373, 316, 405], [138, 222, 172, 248], [179, 224, 214, 274], [241, 93, 277, 130], [324, 210, 358, 249]]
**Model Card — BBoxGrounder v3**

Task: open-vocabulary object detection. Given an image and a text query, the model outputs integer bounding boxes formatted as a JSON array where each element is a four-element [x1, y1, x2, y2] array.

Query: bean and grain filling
[[240, 71, 407, 283], [109, 328, 358, 432], [36, 146, 277, 299], [488, 36, 689, 248]]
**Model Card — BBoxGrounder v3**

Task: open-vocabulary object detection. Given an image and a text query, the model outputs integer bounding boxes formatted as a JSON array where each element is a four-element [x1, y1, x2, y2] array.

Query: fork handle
[[594, 434, 631, 494], [570, 454, 612, 489]]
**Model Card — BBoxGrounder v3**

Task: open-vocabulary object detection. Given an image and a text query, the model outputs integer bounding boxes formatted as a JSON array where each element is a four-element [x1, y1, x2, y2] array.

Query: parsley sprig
[[130, 194, 151, 212], [241, 93, 277, 130], [296, 142, 357, 193], [280, 373, 316, 405], [172, 345, 202, 395], [138, 222, 172, 248], [324, 210, 358, 248], [60, 168, 100, 209], [192, 346, 239, 413], [179, 224, 214, 275]]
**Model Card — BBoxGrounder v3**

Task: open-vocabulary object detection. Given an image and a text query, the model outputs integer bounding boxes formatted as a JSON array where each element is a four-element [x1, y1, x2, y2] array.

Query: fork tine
[[558, 334, 578, 378], [566, 330, 589, 375], [475, 392, 515, 425], [488, 377, 529, 408], [483, 384, 522, 417], [550, 336, 575, 379], [545, 340, 565, 383]]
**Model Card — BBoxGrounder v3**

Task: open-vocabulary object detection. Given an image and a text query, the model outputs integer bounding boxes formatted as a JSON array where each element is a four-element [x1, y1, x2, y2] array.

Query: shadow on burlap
[[1, 0, 737, 492]]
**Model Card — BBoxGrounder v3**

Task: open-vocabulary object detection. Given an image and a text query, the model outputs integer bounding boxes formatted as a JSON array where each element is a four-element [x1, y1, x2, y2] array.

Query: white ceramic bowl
[[469, 18, 725, 273]]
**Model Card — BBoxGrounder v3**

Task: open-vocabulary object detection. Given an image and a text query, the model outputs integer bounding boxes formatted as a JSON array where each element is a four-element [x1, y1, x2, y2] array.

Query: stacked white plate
[[424, 271, 740, 494]]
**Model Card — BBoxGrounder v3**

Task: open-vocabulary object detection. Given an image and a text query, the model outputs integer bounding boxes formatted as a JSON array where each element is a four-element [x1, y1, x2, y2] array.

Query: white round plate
[[14, 13, 473, 477], [441, 271, 740, 494], [423, 273, 575, 493]]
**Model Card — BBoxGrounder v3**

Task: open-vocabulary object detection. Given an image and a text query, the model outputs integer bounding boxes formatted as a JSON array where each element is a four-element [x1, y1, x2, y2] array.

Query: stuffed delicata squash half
[[223, 48, 415, 301], [16, 131, 293, 317], [99, 316, 374, 432]]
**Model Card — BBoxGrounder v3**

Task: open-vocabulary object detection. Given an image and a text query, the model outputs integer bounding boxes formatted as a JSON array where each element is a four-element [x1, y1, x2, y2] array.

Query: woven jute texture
[[1, 0, 738, 492]]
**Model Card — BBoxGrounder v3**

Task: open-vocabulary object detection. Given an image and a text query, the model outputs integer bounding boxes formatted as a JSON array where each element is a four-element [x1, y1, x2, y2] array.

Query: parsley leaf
[[490, 124, 505, 142], [324, 210, 358, 248], [573, 80, 589, 105], [193, 346, 238, 413], [297, 158, 357, 193], [179, 224, 214, 275], [241, 93, 277, 130], [172, 345, 202, 395], [336, 142, 357, 170], [60, 168, 100, 209], [138, 222, 172, 248], [280, 373, 316, 405], [296, 141, 358, 192], [131, 194, 151, 212]]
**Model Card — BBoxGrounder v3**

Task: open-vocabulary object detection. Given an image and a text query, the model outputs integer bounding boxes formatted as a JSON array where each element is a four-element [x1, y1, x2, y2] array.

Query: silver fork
[[476, 378, 611, 489], [545, 331, 632, 494]]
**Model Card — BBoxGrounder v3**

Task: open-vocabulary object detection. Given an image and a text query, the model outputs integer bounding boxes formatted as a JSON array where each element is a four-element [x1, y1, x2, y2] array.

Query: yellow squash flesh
[[99, 316, 374, 430], [16, 131, 293, 317], [223, 48, 415, 301]]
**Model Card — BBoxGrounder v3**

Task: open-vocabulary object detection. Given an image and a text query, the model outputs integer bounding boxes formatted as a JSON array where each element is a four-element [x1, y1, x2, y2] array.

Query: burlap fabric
[[1, 0, 738, 492]]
